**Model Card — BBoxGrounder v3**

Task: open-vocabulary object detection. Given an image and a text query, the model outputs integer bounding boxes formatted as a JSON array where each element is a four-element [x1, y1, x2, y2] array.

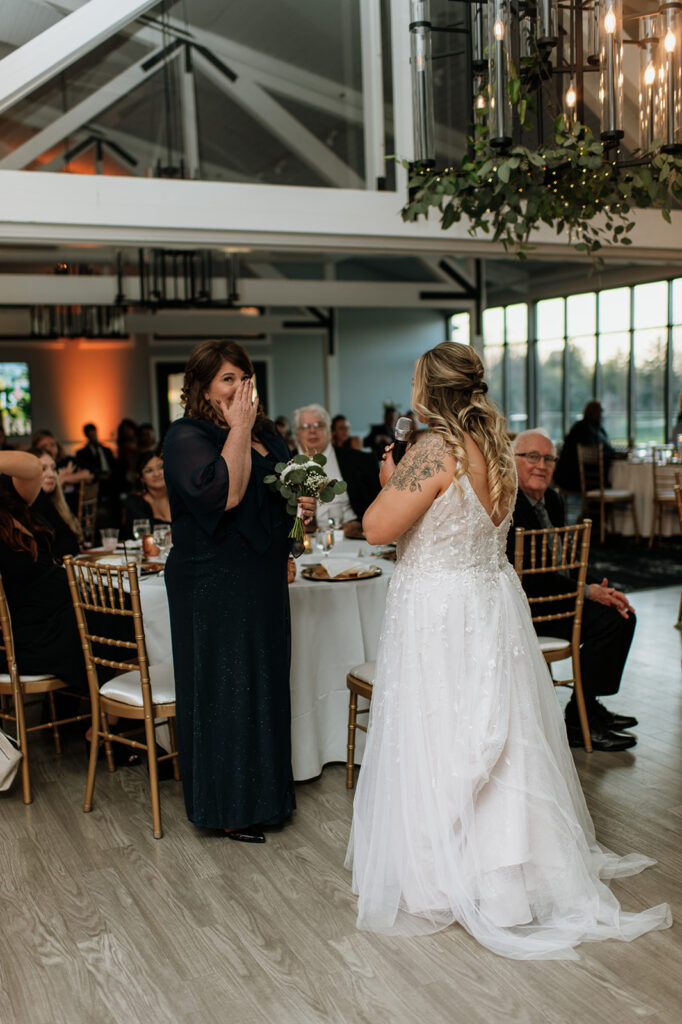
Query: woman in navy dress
[[163, 340, 312, 843]]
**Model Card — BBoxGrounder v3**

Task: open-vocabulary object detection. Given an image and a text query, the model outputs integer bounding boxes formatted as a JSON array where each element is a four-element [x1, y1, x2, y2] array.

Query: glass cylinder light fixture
[[472, 2, 487, 73], [488, 0, 513, 151], [409, 0, 435, 167], [587, 1, 601, 66], [660, 3, 682, 154], [564, 80, 578, 124], [536, 0, 558, 48], [639, 15, 659, 153], [599, 0, 624, 143]]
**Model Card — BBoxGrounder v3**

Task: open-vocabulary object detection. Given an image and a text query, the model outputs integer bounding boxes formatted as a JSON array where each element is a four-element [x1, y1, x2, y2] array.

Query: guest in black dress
[[29, 448, 81, 560], [123, 447, 171, 538], [0, 452, 87, 691], [163, 340, 314, 844]]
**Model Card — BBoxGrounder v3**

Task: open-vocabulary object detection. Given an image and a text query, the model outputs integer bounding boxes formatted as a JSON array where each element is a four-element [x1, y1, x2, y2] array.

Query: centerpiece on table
[[264, 453, 347, 550]]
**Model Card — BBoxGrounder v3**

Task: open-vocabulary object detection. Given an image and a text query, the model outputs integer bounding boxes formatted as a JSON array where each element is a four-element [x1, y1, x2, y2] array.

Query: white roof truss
[[0, 0, 159, 114]]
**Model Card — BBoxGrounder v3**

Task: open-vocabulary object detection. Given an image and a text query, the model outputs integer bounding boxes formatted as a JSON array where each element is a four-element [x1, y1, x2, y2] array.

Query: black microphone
[[392, 417, 413, 465]]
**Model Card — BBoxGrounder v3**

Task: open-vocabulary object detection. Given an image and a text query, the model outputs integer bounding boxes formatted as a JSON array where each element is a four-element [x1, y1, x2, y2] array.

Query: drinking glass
[[132, 518, 151, 542], [100, 528, 119, 552], [153, 525, 172, 560]]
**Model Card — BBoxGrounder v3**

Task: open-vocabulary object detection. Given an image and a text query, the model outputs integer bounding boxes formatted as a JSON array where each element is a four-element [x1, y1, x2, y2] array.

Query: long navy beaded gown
[[163, 418, 296, 830]]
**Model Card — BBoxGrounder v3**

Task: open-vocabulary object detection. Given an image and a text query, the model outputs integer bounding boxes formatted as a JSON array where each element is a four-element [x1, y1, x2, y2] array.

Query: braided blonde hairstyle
[[412, 342, 516, 522]]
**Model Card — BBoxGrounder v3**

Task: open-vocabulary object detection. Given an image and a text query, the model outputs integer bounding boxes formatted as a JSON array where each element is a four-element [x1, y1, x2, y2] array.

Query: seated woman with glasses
[[123, 447, 171, 538]]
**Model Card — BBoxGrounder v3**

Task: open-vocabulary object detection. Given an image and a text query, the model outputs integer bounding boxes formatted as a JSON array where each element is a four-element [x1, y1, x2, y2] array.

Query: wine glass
[[153, 525, 172, 561], [132, 518, 151, 542]]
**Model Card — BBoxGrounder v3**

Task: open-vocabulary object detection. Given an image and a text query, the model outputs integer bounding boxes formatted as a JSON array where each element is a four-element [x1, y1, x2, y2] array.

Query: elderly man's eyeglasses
[[299, 421, 325, 431], [515, 451, 558, 466]]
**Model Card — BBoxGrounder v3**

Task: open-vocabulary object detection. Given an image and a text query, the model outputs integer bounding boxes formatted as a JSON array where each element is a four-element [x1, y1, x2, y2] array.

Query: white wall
[[2, 306, 449, 449]]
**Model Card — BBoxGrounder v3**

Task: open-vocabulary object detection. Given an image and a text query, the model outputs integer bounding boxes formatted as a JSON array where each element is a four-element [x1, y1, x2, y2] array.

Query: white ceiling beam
[[0, 273, 470, 309], [192, 52, 364, 190], [360, 0, 386, 189], [180, 48, 201, 180], [2, 171, 681, 262], [389, 0, 414, 195], [0, 42, 181, 171], [0, 0, 159, 114]]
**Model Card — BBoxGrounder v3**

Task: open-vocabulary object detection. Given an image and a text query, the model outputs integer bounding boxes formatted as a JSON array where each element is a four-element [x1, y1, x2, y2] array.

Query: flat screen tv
[[0, 362, 31, 437]]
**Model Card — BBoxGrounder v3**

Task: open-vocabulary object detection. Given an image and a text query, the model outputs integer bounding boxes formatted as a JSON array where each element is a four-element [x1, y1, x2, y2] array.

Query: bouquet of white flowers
[[264, 452, 347, 543]]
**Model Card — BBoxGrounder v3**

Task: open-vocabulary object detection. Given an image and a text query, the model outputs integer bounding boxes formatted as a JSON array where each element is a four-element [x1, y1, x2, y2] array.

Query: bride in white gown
[[346, 342, 671, 960]]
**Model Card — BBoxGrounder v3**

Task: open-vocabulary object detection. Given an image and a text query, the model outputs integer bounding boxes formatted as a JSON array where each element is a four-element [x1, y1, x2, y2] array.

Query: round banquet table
[[138, 539, 393, 781], [610, 460, 679, 538]]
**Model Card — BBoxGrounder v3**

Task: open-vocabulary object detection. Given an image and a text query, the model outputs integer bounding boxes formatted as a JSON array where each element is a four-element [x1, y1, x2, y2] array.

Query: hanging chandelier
[[404, 0, 682, 257], [408, 0, 682, 162]]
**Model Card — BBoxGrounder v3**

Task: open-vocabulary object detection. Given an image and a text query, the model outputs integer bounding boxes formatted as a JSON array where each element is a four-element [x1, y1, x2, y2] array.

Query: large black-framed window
[[483, 277, 680, 444]]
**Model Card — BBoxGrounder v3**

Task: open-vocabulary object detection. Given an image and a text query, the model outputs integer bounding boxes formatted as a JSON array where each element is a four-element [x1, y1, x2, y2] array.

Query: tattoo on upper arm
[[385, 433, 449, 493]]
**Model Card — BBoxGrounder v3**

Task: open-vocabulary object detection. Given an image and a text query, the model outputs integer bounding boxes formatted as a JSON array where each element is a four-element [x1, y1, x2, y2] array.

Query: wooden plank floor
[[1, 586, 680, 1024]]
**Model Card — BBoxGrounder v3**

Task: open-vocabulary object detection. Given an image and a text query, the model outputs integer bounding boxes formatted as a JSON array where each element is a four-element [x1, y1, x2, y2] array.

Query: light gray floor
[[1, 587, 680, 1024]]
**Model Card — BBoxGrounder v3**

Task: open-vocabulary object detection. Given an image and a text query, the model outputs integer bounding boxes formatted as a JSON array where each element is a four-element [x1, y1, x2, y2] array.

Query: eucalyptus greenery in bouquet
[[264, 452, 348, 544]]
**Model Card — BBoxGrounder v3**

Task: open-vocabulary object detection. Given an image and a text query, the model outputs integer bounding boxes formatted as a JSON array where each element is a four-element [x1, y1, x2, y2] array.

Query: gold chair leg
[[15, 693, 31, 804], [630, 498, 640, 543], [599, 501, 605, 544], [101, 709, 115, 773], [676, 589, 682, 627], [47, 690, 61, 755], [346, 689, 357, 790], [83, 708, 100, 813], [167, 716, 180, 781], [144, 715, 163, 839], [572, 663, 592, 754]]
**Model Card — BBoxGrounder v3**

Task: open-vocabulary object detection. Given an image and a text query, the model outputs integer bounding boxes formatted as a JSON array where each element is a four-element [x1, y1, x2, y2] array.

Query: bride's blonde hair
[[412, 342, 516, 521]]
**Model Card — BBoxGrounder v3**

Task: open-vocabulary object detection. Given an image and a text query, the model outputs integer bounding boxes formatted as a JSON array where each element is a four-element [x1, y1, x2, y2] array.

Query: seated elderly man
[[507, 428, 638, 752], [293, 404, 380, 538]]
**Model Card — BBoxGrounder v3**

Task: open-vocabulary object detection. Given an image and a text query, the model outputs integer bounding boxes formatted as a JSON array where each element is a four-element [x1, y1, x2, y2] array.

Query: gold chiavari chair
[[513, 519, 593, 752], [0, 573, 89, 803], [64, 555, 178, 839], [76, 480, 99, 547], [577, 444, 639, 544], [649, 446, 678, 547], [345, 662, 375, 789]]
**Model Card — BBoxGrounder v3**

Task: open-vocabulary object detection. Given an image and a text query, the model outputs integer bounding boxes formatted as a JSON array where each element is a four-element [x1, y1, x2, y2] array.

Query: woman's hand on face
[[218, 379, 257, 431], [379, 444, 398, 488], [297, 496, 316, 525]]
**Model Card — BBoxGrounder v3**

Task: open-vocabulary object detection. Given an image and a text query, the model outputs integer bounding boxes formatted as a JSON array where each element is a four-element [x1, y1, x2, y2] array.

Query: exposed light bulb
[[475, 94, 486, 110], [665, 29, 676, 53], [644, 62, 656, 86], [494, 20, 504, 41], [566, 83, 577, 108], [604, 10, 616, 34]]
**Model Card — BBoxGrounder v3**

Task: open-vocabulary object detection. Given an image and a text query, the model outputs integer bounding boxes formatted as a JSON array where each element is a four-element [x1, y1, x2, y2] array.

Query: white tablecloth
[[138, 539, 393, 781], [611, 461, 679, 538]]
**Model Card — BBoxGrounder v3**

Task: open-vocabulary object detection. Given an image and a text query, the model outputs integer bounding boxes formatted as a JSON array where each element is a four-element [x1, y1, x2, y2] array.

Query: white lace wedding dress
[[346, 476, 671, 959]]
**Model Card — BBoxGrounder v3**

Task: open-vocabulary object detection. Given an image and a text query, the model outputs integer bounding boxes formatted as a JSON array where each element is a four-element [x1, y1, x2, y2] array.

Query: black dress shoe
[[566, 723, 637, 751], [594, 700, 638, 731], [224, 826, 266, 843]]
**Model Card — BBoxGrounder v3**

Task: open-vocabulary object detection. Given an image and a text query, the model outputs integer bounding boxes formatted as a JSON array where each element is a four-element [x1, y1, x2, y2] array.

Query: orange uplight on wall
[[45, 337, 136, 446]]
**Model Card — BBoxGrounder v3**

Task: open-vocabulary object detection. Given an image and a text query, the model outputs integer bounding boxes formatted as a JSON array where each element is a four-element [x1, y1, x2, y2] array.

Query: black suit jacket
[[507, 488, 596, 607], [75, 441, 116, 479], [334, 445, 380, 521]]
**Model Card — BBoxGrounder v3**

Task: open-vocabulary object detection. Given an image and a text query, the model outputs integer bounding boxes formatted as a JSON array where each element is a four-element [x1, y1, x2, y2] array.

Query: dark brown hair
[[0, 483, 53, 561], [181, 340, 271, 434]]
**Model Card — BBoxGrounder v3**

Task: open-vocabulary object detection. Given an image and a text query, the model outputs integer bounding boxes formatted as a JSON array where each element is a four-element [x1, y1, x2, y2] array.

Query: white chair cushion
[[536, 636, 570, 654], [100, 661, 175, 707], [349, 661, 376, 685], [0, 673, 58, 683]]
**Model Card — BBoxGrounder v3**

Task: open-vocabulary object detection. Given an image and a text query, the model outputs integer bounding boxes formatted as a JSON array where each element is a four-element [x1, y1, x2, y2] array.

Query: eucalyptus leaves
[[264, 453, 348, 542], [403, 106, 682, 259]]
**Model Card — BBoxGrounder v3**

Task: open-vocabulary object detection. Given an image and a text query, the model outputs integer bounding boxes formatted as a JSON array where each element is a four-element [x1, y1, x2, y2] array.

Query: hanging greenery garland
[[402, 87, 682, 261]]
